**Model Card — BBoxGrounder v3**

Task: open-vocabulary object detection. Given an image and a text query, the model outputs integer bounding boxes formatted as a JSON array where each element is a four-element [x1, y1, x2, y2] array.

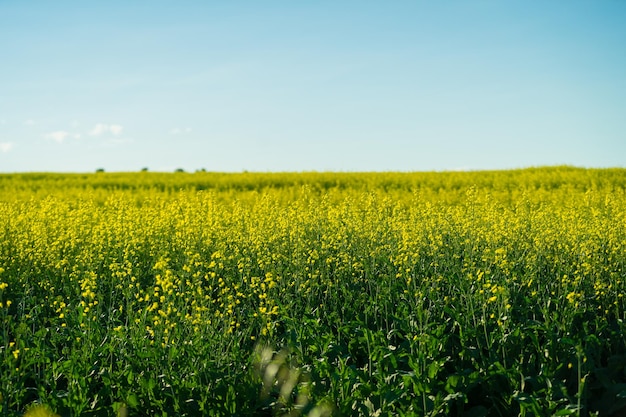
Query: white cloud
[[89, 123, 124, 136], [89, 123, 109, 136], [24, 119, 35, 126], [0, 142, 13, 152], [109, 124, 123, 135], [44, 130, 70, 143]]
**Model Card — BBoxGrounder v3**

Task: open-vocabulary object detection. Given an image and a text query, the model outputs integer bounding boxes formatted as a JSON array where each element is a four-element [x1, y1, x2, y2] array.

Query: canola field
[[1, 167, 626, 417]]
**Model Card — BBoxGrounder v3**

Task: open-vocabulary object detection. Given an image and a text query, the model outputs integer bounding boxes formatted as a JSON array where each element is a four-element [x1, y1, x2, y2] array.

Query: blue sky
[[1, 1, 625, 172]]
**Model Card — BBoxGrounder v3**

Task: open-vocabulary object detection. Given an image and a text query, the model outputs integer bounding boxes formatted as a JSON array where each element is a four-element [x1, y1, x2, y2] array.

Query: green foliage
[[0, 167, 625, 416]]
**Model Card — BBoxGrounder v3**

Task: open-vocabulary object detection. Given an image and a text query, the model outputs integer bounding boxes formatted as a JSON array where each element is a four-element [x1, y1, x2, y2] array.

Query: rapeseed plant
[[0, 167, 624, 416]]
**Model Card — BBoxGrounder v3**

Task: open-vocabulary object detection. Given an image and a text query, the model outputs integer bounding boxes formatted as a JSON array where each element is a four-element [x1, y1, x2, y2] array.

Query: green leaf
[[553, 405, 579, 416], [445, 374, 461, 391], [126, 394, 139, 408], [428, 362, 439, 379], [126, 370, 134, 385]]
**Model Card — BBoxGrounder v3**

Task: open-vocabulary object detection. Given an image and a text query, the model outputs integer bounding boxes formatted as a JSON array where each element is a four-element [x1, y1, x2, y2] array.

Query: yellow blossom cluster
[[0, 167, 624, 415]]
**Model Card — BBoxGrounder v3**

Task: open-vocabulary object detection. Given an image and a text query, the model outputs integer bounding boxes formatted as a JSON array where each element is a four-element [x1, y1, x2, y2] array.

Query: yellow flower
[[23, 404, 60, 417], [566, 291, 581, 304]]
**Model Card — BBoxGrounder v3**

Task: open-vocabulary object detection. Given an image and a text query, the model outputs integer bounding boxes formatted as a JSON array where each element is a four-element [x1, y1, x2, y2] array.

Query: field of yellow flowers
[[1, 167, 625, 416]]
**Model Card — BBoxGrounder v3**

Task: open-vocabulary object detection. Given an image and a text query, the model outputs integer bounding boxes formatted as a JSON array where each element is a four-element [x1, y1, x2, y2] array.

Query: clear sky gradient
[[1, 1, 625, 172]]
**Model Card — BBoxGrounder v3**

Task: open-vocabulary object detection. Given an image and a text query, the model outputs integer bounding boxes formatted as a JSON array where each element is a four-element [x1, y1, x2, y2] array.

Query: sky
[[1, 1, 625, 173]]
